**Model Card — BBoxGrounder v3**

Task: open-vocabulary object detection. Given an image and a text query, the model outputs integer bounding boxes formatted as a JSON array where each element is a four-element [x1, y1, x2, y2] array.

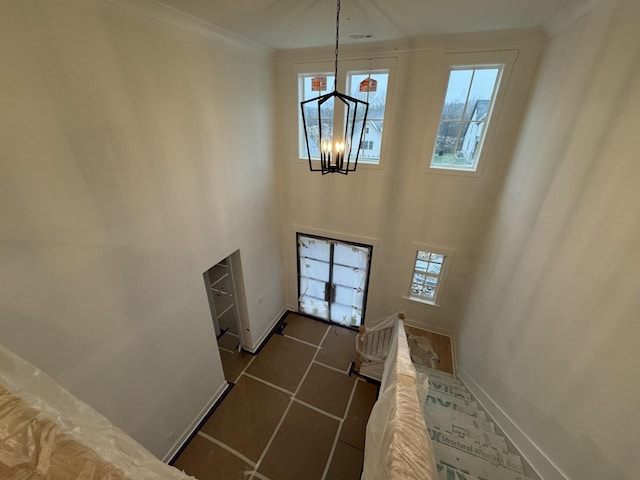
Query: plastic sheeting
[[407, 334, 440, 369], [0, 344, 196, 480], [356, 312, 401, 381], [297, 235, 369, 326], [362, 318, 438, 480]]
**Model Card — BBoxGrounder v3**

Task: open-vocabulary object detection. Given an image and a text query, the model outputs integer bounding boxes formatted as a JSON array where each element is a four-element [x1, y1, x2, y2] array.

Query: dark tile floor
[[174, 313, 379, 480]]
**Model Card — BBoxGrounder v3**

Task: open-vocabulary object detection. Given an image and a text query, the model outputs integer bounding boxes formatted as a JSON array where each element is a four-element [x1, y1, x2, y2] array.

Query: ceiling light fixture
[[300, 0, 370, 175]]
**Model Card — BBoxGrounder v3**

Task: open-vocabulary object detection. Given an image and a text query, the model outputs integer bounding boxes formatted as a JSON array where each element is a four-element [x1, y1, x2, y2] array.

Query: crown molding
[[101, 0, 273, 57], [275, 28, 545, 64]]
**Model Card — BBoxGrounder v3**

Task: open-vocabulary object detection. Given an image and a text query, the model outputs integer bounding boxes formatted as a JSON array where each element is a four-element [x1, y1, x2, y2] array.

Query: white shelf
[[210, 272, 229, 287], [216, 303, 235, 319], [209, 264, 229, 286], [211, 287, 232, 297]]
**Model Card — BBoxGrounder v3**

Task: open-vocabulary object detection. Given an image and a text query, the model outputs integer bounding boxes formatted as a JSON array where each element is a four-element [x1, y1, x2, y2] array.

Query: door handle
[[324, 283, 336, 303]]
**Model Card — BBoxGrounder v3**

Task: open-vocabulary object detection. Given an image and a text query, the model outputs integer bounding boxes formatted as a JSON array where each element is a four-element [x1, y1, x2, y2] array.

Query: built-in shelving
[[209, 264, 229, 286], [216, 303, 235, 319], [204, 257, 240, 338]]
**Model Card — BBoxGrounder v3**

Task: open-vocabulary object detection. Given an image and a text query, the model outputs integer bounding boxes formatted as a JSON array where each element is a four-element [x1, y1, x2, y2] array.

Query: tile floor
[[174, 313, 378, 480]]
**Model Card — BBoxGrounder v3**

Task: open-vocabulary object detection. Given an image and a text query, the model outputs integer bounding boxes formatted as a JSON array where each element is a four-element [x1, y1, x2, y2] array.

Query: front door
[[297, 233, 372, 327]]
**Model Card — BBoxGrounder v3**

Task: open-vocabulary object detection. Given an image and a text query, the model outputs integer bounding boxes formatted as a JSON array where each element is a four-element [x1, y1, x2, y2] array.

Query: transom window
[[347, 70, 388, 163], [430, 65, 503, 172], [297, 63, 392, 166]]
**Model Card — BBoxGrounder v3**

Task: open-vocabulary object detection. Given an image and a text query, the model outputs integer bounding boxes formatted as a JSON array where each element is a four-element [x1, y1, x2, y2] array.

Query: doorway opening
[[204, 251, 251, 382], [297, 233, 372, 327]]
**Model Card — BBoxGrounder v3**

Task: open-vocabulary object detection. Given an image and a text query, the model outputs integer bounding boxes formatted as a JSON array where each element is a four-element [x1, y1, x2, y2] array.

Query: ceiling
[[155, 0, 578, 50]]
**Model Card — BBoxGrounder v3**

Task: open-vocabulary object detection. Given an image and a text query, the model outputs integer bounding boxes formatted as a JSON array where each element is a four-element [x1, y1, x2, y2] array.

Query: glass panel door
[[297, 233, 372, 327], [298, 235, 331, 320]]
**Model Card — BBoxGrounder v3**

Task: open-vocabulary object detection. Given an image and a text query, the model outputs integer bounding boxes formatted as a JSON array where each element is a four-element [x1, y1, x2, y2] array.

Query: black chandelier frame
[[299, 0, 370, 175]]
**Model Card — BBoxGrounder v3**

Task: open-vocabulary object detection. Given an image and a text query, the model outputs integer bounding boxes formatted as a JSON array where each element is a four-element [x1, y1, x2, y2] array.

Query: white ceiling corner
[[153, 0, 587, 50]]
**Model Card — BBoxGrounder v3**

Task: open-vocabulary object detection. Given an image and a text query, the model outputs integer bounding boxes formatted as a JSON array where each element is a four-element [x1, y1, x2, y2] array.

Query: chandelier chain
[[334, 0, 340, 86]]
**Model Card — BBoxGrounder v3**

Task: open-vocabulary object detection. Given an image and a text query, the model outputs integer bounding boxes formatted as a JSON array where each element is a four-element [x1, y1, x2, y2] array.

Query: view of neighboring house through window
[[347, 70, 389, 163], [299, 73, 336, 160], [431, 66, 502, 172], [409, 250, 446, 304], [298, 69, 390, 165]]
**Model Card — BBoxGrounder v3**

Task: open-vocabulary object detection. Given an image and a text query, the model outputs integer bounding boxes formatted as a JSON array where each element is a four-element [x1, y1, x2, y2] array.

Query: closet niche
[[204, 253, 243, 353]]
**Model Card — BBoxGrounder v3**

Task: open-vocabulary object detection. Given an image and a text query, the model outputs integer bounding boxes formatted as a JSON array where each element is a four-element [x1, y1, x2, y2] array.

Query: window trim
[[404, 245, 455, 307], [294, 57, 398, 170], [424, 50, 517, 178]]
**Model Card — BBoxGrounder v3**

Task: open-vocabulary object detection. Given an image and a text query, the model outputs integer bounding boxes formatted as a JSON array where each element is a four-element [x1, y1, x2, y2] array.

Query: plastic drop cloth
[[0, 344, 196, 480], [361, 320, 437, 480], [407, 334, 440, 369], [356, 311, 404, 381]]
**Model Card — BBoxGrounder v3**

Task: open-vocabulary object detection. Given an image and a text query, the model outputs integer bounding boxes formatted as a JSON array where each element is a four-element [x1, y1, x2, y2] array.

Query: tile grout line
[[283, 334, 322, 349], [248, 400, 294, 480], [242, 373, 296, 396], [313, 359, 352, 376], [248, 325, 332, 479], [321, 377, 361, 480], [291, 398, 344, 422], [197, 431, 257, 468], [292, 325, 332, 398], [251, 472, 271, 480], [231, 352, 257, 384]]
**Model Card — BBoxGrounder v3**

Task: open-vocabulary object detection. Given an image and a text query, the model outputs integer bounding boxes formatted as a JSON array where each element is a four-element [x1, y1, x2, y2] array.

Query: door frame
[[296, 231, 373, 327]]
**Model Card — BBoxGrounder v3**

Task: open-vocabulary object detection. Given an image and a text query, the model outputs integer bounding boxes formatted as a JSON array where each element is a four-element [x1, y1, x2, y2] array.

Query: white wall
[[0, 0, 284, 458], [457, 0, 640, 478], [275, 33, 543, 333]]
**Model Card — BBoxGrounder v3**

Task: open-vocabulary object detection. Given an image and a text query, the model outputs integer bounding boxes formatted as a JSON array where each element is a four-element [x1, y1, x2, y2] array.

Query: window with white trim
[[299, 72, 336, 161], [408, 249, 452, 305], [297, 61, 393, 166], [430, 65, 503, 172]]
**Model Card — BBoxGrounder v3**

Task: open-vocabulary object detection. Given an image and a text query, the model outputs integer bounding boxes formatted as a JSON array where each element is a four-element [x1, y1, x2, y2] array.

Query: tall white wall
[[0, 0, 284, 458], [275, 33, 543, 333], [457, 0, 640, 478]]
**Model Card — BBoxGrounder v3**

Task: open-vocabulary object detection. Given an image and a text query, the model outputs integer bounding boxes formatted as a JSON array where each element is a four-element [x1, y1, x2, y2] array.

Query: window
[[430, 66, 503, 172], [298, 73, 336, 161], [347, 70, 388, 163], [297, 60, 394, 166], [407, 248, 453, 306]]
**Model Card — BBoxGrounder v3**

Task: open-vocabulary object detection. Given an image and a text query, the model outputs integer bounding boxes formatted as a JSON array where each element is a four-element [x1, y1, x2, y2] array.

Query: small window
[[298, 73, 336, 160], [409, 250, 447, 305], [430, 66, 502, 172], [347, 70, 389, 164]]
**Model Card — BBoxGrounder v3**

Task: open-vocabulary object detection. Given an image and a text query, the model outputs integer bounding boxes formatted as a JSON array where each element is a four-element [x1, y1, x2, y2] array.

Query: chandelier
[[300, 0, 370, 174]]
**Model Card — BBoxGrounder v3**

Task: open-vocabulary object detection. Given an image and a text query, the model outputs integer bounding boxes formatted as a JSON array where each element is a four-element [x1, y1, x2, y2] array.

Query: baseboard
[[245, 305, 289, 353], [162, 380, 229, 463], [457, 368, 570, 480]]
